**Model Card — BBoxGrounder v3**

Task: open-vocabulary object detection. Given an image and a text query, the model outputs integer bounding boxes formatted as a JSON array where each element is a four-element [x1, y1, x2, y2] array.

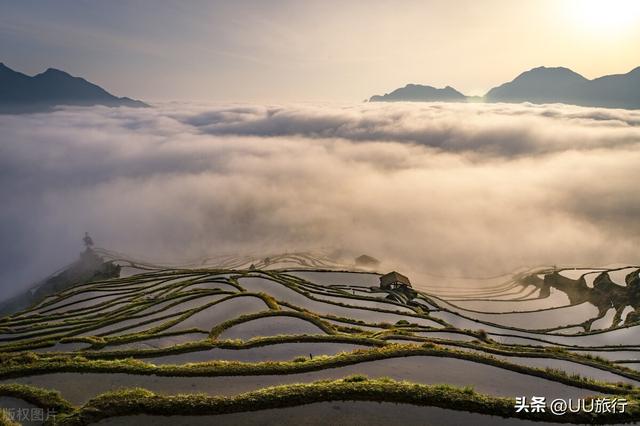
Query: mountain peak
[[367, 65, 640, 109], [0, 65, 148, 113], [37, 67, 73, 78], [0, 63, 30, 80], [530, 65, 571, 72], [485, 65, 639, 108], [369, 83, 466, 102], [516, 66, 588, 82]]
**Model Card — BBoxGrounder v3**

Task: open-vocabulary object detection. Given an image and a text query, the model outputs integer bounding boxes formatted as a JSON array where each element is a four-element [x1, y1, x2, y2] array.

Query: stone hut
[[379, 271, 411, 290]]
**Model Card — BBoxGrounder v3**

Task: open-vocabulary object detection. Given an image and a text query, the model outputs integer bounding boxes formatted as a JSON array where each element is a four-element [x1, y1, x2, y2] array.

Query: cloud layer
[[1, 102, 639, 296]]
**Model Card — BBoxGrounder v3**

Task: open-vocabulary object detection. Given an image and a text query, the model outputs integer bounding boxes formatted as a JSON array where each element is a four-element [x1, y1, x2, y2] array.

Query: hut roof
[[379, 271, 411, 287]]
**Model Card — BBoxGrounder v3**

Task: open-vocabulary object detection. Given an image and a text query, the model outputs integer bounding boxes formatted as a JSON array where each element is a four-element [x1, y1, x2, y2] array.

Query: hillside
[[369, 84, 466, 102], [0, 252, 639, 424], [0, 249, 120, 317], [0, 63, 148, 113], [369, 66, 640, 109], [486, 66, 640, 109]]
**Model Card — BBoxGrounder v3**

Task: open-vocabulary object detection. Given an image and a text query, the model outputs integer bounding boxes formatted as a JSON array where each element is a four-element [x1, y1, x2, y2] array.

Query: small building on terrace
[[379, 271, 412, 290]]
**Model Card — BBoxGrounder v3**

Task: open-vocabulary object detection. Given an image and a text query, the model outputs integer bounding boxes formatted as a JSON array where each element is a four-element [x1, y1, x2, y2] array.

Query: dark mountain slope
[[368, 66, 640, 109], [369, 84, 466, 102], [0, 63, 148, 113], [485, 66, 640, 109]]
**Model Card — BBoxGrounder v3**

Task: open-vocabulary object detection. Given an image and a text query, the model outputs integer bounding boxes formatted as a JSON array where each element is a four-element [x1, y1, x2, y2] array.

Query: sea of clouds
[[1, 101, 639, 296]]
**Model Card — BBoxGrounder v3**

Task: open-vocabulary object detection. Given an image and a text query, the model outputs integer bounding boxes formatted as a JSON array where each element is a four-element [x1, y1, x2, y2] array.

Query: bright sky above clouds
[[1, 0, 639, 101]]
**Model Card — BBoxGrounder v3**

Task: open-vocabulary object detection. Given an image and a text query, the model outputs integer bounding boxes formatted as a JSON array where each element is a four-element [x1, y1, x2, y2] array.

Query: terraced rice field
[[0, 251, 639, 425]]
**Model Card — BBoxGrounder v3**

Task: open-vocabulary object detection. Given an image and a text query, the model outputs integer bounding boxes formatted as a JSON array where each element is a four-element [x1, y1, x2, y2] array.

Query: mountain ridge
[[0, 63, 148, 113], [369, 84, 466, 102], [370, 66, 640, 109]]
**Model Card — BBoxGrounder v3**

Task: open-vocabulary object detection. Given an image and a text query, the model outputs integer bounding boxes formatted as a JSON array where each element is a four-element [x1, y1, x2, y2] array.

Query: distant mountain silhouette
[[0, 63, 148, 113], [369, 84, 466, 102], [369, 66, 640, 109], [486, 66, 640, 109], [485, 67, 588, 104]]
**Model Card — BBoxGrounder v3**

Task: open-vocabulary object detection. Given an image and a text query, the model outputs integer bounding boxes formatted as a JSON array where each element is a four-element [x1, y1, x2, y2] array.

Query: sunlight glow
[[567, 0, 640, 34]]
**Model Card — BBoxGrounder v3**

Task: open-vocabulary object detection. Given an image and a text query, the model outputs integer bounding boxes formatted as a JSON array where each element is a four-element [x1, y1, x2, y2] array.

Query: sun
[[566, 0, 640, 33]]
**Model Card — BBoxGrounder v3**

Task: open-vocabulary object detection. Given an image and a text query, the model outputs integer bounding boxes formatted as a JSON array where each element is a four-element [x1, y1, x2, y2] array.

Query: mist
[[1, 101, 639, 297]]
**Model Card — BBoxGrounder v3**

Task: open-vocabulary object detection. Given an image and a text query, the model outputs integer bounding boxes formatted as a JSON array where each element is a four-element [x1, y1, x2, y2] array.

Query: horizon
[[2, 60, 640, 102], [1, 0, 639, 102]]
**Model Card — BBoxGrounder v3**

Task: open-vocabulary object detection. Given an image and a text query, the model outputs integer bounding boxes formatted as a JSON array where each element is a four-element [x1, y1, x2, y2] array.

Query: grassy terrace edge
[[36, 377, 640, 425], [2, 264, 639, 425], [17, 331, 640, 386], [3, 267, 638, 351], [0, 343, 637, 396], [0, 383, 73, 413]]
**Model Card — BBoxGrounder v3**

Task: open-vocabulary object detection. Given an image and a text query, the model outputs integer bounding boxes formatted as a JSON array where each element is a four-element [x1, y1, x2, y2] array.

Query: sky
[[1, 0, 639, 102]]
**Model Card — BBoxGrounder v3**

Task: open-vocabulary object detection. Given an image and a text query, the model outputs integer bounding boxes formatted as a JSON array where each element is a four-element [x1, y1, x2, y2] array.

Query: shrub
[[343, 374, 368, 382]]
